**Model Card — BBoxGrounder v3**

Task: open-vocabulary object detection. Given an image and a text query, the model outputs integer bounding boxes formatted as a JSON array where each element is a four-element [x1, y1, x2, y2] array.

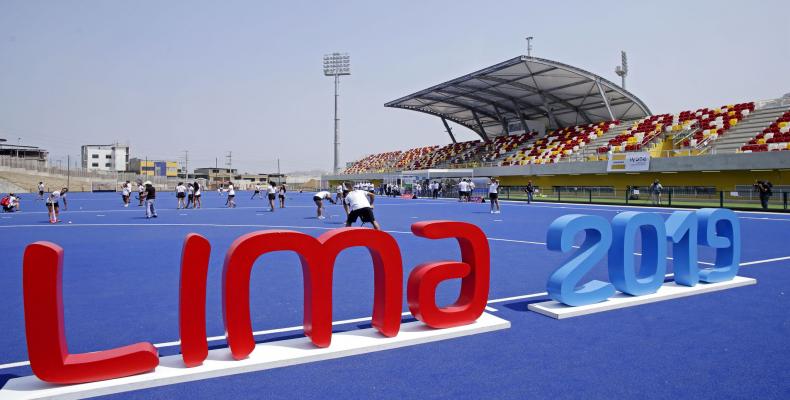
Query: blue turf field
[[0, 191, 788, 399]]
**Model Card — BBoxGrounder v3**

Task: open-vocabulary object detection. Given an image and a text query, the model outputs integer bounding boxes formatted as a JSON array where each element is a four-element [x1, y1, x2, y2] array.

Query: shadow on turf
[[502, 298, 550, 312], [0, 374, 20, 388], [200, 316, 422, 352]]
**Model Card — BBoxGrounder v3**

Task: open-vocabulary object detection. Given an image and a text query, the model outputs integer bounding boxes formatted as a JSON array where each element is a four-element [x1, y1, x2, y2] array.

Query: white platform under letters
[[528, 276, 757, 319], [0, 313, 510, 400]]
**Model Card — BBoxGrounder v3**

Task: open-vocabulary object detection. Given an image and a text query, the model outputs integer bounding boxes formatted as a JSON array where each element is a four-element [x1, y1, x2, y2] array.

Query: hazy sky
[[1, 0, 788, 173]]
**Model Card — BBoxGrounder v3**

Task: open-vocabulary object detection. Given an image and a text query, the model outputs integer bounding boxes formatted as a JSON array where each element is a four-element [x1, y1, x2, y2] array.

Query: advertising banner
[[607, 152, 650, 172]]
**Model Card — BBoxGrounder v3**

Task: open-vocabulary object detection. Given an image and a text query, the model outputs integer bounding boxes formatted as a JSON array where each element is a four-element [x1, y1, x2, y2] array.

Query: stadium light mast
[[525, 36, 534, 57], [615, 51, 628, 89], [323, 52, 351, 174]]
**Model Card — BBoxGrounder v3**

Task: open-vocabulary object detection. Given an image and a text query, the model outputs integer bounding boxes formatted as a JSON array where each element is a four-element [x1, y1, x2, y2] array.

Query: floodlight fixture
[[323, 53, 351, 76], [615, 51, 628, 89]]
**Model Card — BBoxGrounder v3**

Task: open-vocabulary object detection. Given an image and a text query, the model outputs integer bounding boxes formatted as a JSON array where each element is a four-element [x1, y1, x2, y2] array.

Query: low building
[[193, 167, 238, 188], [0, 142, 49, 168], [81, 144, 129, 172], [234, 173, 269, 183], [129, 158, 178, 177]]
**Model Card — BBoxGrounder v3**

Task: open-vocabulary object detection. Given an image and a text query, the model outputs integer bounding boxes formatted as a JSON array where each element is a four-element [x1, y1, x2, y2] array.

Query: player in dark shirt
[[144, 182, 157, 218]]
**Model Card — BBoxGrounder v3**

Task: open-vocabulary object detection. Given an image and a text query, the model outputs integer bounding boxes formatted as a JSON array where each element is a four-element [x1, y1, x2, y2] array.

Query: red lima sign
[[22, 221, 489, 385]]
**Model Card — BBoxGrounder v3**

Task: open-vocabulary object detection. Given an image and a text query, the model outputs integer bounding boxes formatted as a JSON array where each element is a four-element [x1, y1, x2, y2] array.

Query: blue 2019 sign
[[546, 208, 741, 306]]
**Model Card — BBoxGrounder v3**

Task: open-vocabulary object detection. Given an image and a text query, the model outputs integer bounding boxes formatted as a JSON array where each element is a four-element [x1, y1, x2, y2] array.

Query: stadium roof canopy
[[385, 56, 652, 142]]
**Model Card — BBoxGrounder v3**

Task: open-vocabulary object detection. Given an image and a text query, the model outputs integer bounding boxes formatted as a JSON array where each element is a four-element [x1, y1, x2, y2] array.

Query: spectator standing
[[755, 180, 773, 210], [650, 179, 663, 205], [525, 181, 534, 204]]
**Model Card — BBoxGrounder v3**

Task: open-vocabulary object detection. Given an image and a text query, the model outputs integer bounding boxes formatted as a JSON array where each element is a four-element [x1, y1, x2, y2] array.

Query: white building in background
[[81, 144, 130, 172]]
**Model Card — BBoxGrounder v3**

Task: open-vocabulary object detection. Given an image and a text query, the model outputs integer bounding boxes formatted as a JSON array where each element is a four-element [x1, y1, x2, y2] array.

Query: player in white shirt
[[193, 181, 202, 209], [458, 180, 469, 202], [37, 182, 45, 200], [176, 182, 187, 209], [266, 182, 277, 212], [138, 183, 146, 206], [46, 188, 68, 223], [61, 189, 69, 211], [121, 181, 131, 207], [343, 183, 381, 230], [313, 190, 336, 219], [335, 184, 344, 204], [251, 183, 262, 200], [226, 183, 236, 208], [488, 178, 500, 214]]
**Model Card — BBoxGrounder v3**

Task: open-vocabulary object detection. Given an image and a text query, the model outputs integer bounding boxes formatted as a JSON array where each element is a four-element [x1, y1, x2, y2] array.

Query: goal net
[[90, 180, 118, 192]]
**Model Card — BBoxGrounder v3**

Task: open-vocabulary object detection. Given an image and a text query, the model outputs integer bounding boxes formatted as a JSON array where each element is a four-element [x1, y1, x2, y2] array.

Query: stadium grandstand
[[326, 55, 790, 208]]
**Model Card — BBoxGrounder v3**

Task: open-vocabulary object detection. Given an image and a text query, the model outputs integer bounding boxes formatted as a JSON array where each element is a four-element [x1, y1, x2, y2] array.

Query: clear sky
[[1, 0, 788, 173]]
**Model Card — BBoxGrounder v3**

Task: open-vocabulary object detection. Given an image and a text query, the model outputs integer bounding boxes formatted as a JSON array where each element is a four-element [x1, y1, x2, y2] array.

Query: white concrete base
[[528, 276, 757, 319], [0, 313, 510, 400]]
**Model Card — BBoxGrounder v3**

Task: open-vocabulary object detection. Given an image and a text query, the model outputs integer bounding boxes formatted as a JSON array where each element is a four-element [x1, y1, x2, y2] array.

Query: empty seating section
[[410, 140, 480, 169], [343, 151, 402, 174], [675, 103, 754, 148], [392, 146, 436, 169], [447, 140, 486, 165], [474, 132, 537, 163], [507, 121, 616, 165], [741, 109, 790, 152], [594, 102, 754, 154], [600, 115, 671, 153]]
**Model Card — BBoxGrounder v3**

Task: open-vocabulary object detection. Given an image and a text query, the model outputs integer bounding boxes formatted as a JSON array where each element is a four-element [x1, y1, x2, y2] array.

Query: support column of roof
[[441, 117, 457, 144], [492, 104, 508, 135], [470, 110, 490, 142], [511, 99, 530, 135], [595, 79, 616, 121]]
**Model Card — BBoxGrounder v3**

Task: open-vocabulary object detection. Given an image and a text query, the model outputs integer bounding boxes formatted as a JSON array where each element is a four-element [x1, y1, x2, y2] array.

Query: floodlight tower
[[615, 51, 628, 89], [323, 52, 351, 174]]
